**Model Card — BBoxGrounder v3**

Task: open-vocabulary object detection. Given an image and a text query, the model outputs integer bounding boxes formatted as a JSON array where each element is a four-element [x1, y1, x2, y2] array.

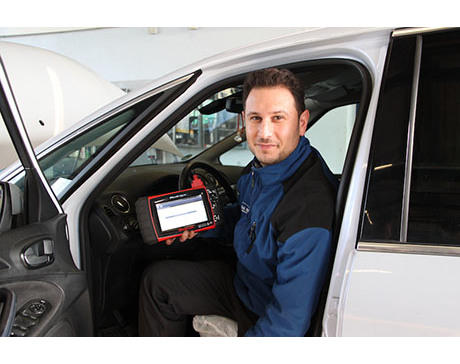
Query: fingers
[[178, 230, 198, 242], [165, 230, 198, 245], [165, 238, 175, 245]]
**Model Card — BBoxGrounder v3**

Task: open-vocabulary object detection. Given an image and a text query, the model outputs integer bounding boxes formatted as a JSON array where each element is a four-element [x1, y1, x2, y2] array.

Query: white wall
[[0, 27, 308, 90]]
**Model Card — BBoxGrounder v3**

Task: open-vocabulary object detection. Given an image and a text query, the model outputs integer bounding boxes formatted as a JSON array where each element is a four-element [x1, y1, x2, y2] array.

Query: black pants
[[138, 259, 258, 336]]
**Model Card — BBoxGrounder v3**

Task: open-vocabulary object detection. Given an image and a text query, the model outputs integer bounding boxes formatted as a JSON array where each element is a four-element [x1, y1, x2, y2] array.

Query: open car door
[[0, 57, 92, 336]]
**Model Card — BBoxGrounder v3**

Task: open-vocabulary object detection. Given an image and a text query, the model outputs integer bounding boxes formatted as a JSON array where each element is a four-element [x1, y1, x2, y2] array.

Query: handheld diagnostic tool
[[135, 176, 222, 244]]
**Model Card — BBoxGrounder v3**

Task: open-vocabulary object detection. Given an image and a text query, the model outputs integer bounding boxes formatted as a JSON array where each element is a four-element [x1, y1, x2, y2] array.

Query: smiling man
[[231, 68, 337, 336], [138, 68, 337, 336]]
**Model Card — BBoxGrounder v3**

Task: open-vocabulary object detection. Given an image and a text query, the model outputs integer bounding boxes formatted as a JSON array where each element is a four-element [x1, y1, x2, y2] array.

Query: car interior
[[47, 60, 372, 336]]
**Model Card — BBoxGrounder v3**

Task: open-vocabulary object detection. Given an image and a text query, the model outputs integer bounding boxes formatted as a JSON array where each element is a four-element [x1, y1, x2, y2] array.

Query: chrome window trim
[[358, 241, 460, 257], [400, 35, 422, 243], [393, 27, 453, 37]]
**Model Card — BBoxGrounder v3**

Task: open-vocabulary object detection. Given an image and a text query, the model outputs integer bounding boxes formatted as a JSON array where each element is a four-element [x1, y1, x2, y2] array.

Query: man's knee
[[140, 260, 186, 321], [141, 260, 176, 299], [139, 260, 190, 336]]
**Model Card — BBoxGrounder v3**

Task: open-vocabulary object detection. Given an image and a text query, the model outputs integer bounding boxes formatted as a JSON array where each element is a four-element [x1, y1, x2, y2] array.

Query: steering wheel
[[178, 161, 237, 204]]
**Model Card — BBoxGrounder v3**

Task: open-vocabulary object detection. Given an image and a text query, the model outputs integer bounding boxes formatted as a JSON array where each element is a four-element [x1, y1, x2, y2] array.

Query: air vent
[[102, 205, 116, 219], [111, 195, 131, 214], [0, 259, 9, 270]]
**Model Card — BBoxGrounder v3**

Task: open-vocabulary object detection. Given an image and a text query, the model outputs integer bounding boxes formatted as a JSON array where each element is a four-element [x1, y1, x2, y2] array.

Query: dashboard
[[89, 162, 239, 255]]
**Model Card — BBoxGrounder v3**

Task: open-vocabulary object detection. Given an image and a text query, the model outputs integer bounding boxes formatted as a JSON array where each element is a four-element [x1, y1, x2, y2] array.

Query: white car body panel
[[322, 93, 384, 336], [339, 251, 460, 336]]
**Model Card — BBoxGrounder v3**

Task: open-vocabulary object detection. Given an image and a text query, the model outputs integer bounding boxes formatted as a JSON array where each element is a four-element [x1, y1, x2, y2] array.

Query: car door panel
[[339, 250, 460, 336], [2, 277, 91, 336], [0, 213, 92, 336], [328, 29, 460, 337]]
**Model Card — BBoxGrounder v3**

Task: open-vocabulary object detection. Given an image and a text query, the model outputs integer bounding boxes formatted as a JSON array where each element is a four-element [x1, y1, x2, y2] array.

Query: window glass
[[0, 120, 20, 172], [10, 93, 161, 195], [7, 73, 198, 198], [306, 104, 356, 175], [219, 142, 253, 167], [40, 94, 161, 195], [408, 30, 460, 245], [132, 87, 243, 167], [361, 37, 416, 242]]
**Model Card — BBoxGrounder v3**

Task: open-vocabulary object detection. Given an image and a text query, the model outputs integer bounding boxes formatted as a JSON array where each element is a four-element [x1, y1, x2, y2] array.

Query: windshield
[[8, 73, 198, 198], [130, 87, 243, 166], [41, 107, 138, 182], [11, 93, 161, 195]]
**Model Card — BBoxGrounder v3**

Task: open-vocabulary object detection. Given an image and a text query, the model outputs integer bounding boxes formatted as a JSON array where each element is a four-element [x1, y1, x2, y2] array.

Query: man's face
[[243, 86, 309, 167]]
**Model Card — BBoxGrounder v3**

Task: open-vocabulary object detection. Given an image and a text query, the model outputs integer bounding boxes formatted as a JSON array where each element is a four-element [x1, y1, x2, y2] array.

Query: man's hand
[[164, 230, 198, 246]]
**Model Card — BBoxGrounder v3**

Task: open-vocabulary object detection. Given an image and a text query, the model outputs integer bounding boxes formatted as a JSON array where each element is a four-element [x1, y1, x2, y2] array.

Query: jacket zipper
[[245, 170, 257, 253], [246, 221, 257, 254]]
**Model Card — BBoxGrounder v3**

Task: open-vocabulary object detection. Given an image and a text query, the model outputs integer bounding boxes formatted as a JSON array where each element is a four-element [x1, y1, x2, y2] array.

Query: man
[[138, 68, 337, 336]]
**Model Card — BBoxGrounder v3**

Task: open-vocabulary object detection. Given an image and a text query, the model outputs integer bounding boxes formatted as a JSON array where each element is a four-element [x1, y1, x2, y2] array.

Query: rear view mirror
[[225, 98, 243, 114], [0, 182, 23, 234], [198, 91, 243, 115]]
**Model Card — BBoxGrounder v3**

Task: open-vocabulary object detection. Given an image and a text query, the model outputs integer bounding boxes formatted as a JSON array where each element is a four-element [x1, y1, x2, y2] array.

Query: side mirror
[[0, 182, 23, 233]]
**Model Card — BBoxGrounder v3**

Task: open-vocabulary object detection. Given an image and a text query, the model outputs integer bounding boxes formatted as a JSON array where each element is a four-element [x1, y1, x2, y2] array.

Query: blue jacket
[[231, 136, 337, 336]]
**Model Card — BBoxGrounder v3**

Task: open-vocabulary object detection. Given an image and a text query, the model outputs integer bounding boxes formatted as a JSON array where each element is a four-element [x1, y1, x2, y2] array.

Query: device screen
[[155, 194, 208, 232]]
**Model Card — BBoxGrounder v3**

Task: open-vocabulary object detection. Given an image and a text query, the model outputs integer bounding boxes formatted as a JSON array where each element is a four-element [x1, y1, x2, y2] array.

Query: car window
[[8, 73, 199, 198], [131, 87, 242, 166], [11, 93, 161, 195], [0, 122, 19, 174], [219, 142, 253, 167], [408, 30, 460, 246], [41, 107, 139, 183], [305, 104, 356, 175], [361, 29, 460, 247], [360, 36, 416, 242]]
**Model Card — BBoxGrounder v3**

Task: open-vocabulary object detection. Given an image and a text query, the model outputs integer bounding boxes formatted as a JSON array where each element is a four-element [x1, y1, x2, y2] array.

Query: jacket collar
[[251, 137, 312, 186]]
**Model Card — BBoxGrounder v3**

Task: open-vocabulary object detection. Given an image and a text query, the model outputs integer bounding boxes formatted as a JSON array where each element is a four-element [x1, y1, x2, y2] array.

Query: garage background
[[0, 27, 310, 91]]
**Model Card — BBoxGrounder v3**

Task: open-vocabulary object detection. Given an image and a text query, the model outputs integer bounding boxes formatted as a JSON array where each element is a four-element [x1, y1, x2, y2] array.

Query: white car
[[1, 27, 459, 337]]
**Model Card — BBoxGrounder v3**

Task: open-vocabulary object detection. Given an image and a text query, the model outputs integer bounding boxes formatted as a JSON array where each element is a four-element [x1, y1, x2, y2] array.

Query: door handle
[[21, 239, 55, 268]]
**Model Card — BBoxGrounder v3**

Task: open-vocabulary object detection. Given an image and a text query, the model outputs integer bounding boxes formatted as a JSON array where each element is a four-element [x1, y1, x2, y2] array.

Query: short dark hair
[[242, 68, 305, 116]]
